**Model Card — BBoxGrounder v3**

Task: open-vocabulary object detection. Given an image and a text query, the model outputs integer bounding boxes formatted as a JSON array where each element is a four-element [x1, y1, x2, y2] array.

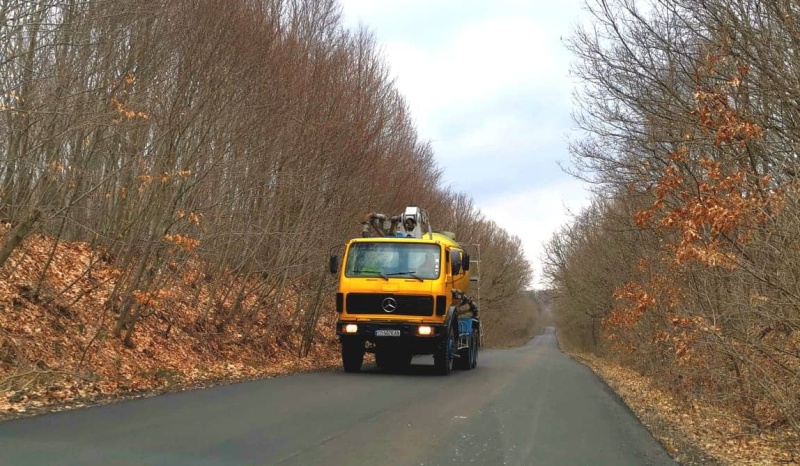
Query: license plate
[[375, 329, 401, 337]]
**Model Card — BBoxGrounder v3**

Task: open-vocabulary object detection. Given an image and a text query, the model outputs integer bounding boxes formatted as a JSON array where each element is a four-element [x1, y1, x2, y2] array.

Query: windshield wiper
[[354, 270, 389, 280], [385, 271, 424, 282]]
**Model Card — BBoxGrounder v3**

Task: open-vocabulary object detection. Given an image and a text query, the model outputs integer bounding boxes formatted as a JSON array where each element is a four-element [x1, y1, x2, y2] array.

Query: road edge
[[552, 328, 725, 466]]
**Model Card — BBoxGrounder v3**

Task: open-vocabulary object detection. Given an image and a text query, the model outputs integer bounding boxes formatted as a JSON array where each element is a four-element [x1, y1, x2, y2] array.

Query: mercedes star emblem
[[381, 297, 397, 313]]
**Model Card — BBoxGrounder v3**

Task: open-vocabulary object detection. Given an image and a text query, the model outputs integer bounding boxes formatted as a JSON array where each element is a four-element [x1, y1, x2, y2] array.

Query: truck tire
[[434, 328, 455, 375], [470, 329, 478, 369], [375, 349, 388, 369], [400, 352, 413, 369], [454, 332, 471, 370], [377, 348, 412, 373], [341, 339, 364, 373], [455, 329, 477, 371]]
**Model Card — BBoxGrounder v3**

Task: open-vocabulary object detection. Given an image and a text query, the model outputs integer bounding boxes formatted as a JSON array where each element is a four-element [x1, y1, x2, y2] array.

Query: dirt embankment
[[0, 226, 341, 420]]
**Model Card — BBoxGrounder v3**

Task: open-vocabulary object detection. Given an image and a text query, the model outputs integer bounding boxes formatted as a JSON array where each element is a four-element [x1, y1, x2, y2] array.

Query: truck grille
[[346, 293, 434, 316]]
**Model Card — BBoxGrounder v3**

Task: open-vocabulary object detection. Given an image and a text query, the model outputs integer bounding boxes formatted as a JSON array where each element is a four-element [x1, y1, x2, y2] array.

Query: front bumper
[[336, 321, 447, 354]]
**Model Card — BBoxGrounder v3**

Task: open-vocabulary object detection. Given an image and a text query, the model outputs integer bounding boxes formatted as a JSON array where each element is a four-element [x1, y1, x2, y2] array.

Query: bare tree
[[560, 0, 800, 437]]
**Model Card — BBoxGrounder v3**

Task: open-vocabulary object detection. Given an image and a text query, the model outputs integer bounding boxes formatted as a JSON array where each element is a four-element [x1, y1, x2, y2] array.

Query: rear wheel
[[455, 329, 478, 371], [454, 333, 471, 370], [375, 349, 388, 369], [434, 327, 455, 375], [395, 351, 413, 371], [470, 329, 479, 369], [341, 339, 364, 373], [377, 348, 412, 372]]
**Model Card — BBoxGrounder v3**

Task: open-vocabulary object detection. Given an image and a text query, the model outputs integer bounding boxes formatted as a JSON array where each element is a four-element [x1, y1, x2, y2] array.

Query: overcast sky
[[338, 0, 593, 287]]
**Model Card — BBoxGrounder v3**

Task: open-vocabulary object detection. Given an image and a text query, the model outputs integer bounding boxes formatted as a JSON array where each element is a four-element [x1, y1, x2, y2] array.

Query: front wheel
[[434, 328, 455, 375], [341, 339, 365, 373]]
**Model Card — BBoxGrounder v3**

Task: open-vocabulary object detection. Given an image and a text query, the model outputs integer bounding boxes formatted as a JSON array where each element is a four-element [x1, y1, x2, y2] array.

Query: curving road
[[0, 328, 676, 465]]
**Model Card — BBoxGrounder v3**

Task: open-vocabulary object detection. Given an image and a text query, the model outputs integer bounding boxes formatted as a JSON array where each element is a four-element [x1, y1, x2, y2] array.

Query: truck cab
[[330, 207, 479, 375]]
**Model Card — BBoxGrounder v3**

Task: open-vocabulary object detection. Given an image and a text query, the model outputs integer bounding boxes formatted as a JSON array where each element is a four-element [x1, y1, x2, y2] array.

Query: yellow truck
[[329, 206, 479, 375]]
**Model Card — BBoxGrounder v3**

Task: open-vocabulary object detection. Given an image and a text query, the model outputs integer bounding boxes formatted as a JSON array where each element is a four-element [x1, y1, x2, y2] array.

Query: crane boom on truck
[[329, 206, 480, 375]]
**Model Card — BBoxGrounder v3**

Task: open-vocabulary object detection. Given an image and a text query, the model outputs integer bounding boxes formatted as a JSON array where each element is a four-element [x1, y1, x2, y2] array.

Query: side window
[[450, 250, 463, 274]]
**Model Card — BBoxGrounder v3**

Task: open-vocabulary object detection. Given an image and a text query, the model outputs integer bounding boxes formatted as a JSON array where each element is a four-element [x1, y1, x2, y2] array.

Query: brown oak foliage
[[548, 0, 800, 454]]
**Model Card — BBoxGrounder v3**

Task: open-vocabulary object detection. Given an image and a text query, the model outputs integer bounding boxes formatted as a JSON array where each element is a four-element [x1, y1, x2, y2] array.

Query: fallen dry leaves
[[5, 227, 797, 466], [570, 352, 799, 466], [0, 224, 342, 420]]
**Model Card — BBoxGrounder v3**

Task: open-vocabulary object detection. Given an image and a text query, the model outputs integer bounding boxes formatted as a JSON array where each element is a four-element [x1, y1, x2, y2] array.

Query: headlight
[[418, 325, 433, 336], [344, 324, 358, 333]]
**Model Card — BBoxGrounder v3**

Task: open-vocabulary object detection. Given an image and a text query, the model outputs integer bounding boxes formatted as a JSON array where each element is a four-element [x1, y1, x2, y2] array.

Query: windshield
[[345, 242, 441, 279]]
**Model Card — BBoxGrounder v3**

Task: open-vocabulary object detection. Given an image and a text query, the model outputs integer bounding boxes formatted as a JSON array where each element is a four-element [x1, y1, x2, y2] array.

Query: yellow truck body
[[331, 231, 479, 375]]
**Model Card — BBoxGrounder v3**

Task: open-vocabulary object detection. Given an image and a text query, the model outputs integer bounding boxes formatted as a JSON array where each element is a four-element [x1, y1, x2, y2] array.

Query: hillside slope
[[0, 223, 341, 419]]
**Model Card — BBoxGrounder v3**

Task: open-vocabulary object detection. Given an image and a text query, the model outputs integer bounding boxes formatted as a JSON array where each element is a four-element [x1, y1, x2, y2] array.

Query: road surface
[[0, 327, 676, 465]]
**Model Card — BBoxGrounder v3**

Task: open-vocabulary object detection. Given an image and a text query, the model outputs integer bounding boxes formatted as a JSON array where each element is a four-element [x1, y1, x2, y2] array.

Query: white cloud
[[339, 0, 593, 289], [480, 178, 592, 288], [381, 16, 572, 142], [448, 112, 566, 161]]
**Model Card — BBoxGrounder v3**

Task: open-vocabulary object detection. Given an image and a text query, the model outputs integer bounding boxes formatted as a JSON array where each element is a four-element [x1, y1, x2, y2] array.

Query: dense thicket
[[0, 0, 533, 351], [549, 0, 800, 437]]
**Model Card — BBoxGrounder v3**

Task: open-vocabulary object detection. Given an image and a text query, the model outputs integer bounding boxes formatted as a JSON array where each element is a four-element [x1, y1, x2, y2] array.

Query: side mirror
[[329, 254, 339, 274], [463, 253, 470, 271]]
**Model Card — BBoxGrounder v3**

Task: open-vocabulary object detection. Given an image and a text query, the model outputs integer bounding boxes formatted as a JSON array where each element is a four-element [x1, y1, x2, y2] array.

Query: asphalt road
[[0, 327, 677, 465]]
